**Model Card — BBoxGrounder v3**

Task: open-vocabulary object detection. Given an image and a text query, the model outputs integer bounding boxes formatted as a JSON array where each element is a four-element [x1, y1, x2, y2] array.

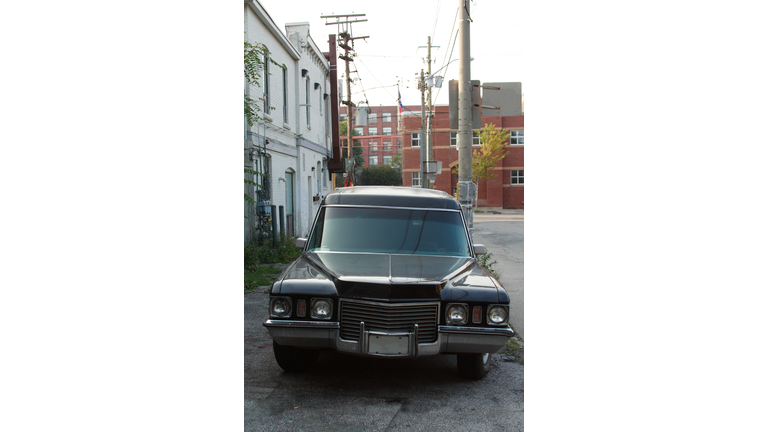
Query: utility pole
[[457, 0, 474, 240], [426, 37, 434, 173], [322, 14, 368, 186], [419, 69, 426, 188], [418, 37, 440, 189]]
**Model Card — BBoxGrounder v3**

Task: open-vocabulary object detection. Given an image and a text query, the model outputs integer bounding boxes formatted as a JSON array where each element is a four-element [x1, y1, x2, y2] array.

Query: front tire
[[457, 353, 491, 380], [272, 340, 321, 372]]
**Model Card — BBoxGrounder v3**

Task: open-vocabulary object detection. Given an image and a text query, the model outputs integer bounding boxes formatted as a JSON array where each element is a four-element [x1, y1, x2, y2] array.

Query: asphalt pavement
[[472, 208, 524, 340]]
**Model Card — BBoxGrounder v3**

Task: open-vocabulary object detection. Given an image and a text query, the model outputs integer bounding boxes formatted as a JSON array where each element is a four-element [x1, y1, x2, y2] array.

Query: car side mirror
[[295, 238, 307, 249], [473, 244, 485, 255]]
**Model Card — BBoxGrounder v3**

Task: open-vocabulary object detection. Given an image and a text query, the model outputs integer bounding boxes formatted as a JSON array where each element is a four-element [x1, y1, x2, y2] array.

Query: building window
[[322, 160, 327, 187], [341, 113, 347, 121], [316, 162, 321, 195], [382, 126, 392, 135], [370, 141, 378, 152], [368, 127, 377, 135], [411, 132, 420, 147], [263, 53, 270, 114], [354, 127, 363, 135], [449, 131, 479, 145], [510, 130, 524, 145], [369, 155, 378, 166], [383, 141, 392, 151], [368, 112, 377, 122], [383, 155, 392, 165], [397, 140, 402, 149], [282, 66, 288, 123], [305, 77, 311, 127], [319, 85, 323, 116], [382, 113, 392, 123], [412, 171, 421, 187], [510, 169, 524, 184]]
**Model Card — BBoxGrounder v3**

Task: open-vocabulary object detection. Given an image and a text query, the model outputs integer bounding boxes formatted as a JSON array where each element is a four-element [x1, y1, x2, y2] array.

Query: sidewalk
[[474, 207, 524, 216]]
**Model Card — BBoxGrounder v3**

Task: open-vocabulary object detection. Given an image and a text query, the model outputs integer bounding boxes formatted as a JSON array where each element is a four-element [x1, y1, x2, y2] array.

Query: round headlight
[[447, 304, 468, 325], [271, 298, 292, 317], [311, 298, 332, 319], [487, 306, 508, 325]]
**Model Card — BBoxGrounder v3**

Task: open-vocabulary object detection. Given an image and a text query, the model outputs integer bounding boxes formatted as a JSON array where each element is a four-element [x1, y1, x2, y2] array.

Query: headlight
[[310, 298, 333, 320], [487, 305, 508, 325], [270, 297, 292, 318], [446, 304, 468, 325]]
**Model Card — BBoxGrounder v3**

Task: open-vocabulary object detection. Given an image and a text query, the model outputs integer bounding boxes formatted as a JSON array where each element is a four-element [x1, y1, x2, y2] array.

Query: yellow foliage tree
[[452, 123, 510, 182]]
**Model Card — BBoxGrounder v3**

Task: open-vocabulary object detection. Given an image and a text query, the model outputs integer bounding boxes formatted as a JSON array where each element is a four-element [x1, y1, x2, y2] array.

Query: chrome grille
[[340, 300, 439, 343]]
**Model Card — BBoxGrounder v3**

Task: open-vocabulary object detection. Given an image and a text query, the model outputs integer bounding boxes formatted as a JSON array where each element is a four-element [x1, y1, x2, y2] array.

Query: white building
[[245, 0, 332, 242]]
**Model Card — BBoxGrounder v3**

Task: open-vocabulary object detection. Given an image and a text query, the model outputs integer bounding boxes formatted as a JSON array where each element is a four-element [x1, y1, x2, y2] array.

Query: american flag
[[398, 90, 404, 114]]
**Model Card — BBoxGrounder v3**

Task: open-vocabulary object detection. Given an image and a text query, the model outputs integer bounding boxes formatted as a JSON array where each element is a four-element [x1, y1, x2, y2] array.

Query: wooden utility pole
[[322, 14, 368, 186]]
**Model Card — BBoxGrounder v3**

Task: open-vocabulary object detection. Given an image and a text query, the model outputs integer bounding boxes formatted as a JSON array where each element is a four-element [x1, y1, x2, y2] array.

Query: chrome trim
[[341, 298, 440, 308], [264, 319, 339, 329], [438, 325, 514, 338], [310, 250, 473, 259], [339, 299, 440, 344], [413, 323, 419, 357], [322, 204, 461, 212]]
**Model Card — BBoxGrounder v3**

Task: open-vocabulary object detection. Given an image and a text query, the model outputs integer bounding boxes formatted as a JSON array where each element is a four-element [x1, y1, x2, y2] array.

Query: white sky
[[260, 0, 525, 108]]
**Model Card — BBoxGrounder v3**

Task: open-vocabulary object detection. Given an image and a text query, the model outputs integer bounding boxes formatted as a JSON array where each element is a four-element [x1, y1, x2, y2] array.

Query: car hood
[[271, 252, 503, 303], [308, 252, 472, 284]]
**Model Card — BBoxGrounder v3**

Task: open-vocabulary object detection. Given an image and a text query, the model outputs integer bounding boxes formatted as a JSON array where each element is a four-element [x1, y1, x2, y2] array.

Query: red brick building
[[339, 105, 421, 168], [400, 106, 524, 209]]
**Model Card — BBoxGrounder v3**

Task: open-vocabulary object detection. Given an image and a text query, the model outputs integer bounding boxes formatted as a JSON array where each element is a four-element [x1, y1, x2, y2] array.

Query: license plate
[[368, 334, 409, 355]]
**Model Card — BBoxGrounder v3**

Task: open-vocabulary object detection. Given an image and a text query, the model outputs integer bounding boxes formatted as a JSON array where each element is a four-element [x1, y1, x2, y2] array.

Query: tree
[[244, 40, 281, 127], [360, 165, 402, 185], [453, 123, 510, 182], [244, 40, 278, 219]]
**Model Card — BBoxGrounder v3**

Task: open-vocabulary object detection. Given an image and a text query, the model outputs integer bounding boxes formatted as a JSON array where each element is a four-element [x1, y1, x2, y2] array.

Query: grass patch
[[244, 265, 283, 294], [245, 234, 303, 293]]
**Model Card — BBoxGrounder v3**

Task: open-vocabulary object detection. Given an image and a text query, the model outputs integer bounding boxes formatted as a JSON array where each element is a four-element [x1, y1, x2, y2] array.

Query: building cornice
[[245, 0, 300, 60]]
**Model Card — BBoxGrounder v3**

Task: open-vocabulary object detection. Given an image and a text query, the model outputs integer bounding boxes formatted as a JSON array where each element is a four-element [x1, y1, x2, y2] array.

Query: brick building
[[400, 106, 524, 209], [339, 105, 421, 168]]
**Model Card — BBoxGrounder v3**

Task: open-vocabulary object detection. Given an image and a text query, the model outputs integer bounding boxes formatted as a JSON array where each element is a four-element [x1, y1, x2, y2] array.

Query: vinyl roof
[[323, 186, 460, 210]]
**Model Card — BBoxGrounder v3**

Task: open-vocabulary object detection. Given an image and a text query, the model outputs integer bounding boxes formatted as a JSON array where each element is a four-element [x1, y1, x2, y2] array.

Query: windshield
[[307, 207, 471, 256]]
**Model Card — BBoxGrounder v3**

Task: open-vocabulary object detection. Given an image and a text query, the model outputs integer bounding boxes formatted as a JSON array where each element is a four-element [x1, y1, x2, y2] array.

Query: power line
[[431, 0, 442, 42], [356, 56, 398, 103]]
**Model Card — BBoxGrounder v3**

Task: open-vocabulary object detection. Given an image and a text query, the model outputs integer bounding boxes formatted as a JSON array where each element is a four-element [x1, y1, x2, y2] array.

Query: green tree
[[244, 40, 278, 214], [360, 165, 402, 185], [244, 40, 281, 127], [453, 123, 510, 182]]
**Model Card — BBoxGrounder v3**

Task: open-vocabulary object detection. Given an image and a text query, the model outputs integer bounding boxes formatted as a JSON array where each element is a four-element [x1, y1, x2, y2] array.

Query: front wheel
[[272, 340, 321, 372], [457, 353, 491, 380]]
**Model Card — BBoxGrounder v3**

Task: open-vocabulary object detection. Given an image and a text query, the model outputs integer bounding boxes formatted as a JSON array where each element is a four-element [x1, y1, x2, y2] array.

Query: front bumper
[[263, 319, 514, 358]]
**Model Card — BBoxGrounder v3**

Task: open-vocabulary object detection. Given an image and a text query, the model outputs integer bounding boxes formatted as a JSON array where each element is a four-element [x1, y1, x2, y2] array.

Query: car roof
[[323, 186, 461, 210]]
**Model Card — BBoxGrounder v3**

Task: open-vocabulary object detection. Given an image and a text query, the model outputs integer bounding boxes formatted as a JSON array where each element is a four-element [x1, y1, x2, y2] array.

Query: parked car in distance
[[264, 186, 514, 379]]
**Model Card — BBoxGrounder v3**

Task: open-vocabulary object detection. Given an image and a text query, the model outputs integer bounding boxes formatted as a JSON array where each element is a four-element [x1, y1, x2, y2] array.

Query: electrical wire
[[356, 56, 399, 103], [431, 0, 442, 42]]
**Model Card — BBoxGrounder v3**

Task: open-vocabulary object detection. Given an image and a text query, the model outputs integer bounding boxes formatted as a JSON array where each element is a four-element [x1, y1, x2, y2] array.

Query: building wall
[[244, 1, 332, 241], [400, 106, 524, 209]]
